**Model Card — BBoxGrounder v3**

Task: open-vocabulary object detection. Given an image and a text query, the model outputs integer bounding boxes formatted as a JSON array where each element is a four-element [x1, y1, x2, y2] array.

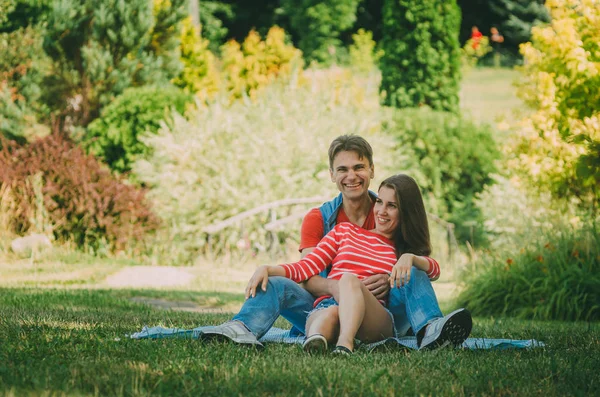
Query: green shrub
[[461, 36, 492, 68], [510, 0, 600, 209], [0, 134, 159, 253], [456, 222, 600, 321], [220, 26, 303, 101], [281, 0, 360, 64], [85, 85, 192, 173], [380, 0, 462, 112], [348, 29, 382, 74], [387, 107, 500, 245], [0, 26, 50, 140], [41, 0, 186, 129], [173, 17, 220, 101]]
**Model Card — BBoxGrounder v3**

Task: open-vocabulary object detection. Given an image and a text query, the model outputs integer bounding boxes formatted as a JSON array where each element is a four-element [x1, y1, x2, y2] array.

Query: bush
[[220, 26, 303, 101], [41, 0, 186, 129], [387, 107, 500, 245], [0, 134, 159, 252], [456, 222, 600, 321], [85, 85, 192, 173], [348, 29, 382, 74], [380, 0, 462, 112], [173, 17, 220, 100], [461, 36, 492, 68], [510, 0, 600, 209], [0, 26, 49, 140], [281, 0, 360, 64]]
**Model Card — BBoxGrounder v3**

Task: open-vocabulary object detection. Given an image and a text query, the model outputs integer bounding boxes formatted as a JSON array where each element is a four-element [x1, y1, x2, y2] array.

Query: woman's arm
[[389, 254, 440, 288], [245, 265, 286, 299]]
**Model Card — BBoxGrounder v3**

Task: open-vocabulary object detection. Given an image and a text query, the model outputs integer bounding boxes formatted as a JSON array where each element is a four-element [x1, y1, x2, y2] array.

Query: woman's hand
[[245, 265, 270, 299], [390, 253, 414, 288]]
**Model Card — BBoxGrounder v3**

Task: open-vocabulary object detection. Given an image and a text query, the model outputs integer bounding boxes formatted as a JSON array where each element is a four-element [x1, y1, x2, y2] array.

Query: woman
[[245, 174, 464, 354]]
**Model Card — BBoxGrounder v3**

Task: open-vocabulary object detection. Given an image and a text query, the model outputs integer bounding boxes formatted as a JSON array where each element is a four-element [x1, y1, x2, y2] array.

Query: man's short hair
[[328, 135, 374, 169]]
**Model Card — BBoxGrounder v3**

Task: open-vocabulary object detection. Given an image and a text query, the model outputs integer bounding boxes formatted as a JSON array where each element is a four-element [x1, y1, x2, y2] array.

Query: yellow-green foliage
[[173, 17, 220, 100], [461, 36, 492, 68], [348, 29, 382, 74], [510, 0, 600, 206], [221, 27, 303, 100], [132, 69, 413, 264]]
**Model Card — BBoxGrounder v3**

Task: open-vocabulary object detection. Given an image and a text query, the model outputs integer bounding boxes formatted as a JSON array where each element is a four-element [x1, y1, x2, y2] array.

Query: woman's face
[[374, 186, 400, 239]]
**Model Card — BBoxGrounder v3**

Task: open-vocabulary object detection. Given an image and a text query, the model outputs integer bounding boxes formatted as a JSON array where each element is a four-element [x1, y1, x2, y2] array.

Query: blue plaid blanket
[[130, 325, 545, 351]]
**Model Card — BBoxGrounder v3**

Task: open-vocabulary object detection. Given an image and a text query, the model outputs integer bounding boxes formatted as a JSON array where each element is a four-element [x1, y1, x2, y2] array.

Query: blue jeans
[[388, 267, 443, 336], [233, 276, 315, 339], [233, 269, 442, 338]]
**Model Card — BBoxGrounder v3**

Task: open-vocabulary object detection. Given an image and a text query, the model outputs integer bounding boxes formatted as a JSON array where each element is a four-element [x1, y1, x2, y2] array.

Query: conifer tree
[[281, 0, 360, 63], [380, 0, 461, 112], [41, 0, 186, 132]]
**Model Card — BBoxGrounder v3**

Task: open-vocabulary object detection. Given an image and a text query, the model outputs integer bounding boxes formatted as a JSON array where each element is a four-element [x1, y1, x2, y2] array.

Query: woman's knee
[[339, 273, 361, 288]]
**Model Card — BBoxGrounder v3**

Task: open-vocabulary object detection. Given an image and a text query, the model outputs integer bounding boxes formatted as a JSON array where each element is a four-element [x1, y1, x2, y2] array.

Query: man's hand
[[245, 265, 269, 299], [390, 253, 414, 289], [304, 275, 338, 297], [363, 273, 391, 300]]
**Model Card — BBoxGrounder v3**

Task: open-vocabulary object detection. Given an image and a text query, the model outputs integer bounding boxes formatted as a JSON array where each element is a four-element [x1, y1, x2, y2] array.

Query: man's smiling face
[[330, 150, 374, 200]]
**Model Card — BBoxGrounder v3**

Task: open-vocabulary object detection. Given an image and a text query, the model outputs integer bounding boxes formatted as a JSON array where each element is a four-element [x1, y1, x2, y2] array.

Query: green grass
[[1, 288, 599, 396], [460, 67, 525, 125]]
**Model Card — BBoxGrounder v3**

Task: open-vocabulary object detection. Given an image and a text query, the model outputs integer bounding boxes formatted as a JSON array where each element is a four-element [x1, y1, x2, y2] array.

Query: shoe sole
[[303, 334, 328, 354], [420, 309, 472, 350]]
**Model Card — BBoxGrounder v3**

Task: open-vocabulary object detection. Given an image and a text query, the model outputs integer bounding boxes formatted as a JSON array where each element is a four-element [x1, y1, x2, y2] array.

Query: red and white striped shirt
[[280, 222, 440, 305]]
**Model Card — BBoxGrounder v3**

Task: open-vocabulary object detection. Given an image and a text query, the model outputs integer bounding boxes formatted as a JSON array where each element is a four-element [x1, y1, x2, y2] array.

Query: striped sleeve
[[425, 257, 440, 281], [279, 227, 341, 283]]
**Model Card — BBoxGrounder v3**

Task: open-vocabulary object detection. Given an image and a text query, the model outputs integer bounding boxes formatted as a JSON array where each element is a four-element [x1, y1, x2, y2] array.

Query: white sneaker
[[199, 321, 264, 349], [418, 308, 472, 350]]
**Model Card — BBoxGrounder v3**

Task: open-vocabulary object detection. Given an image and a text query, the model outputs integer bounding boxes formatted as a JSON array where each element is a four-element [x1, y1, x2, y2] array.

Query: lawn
[[1, 287, 598, 396], [460, 67, 524, 125]]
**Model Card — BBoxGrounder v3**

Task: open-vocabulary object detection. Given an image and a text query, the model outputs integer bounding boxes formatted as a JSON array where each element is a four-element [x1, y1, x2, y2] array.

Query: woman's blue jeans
[[233, 268, 442, 339]]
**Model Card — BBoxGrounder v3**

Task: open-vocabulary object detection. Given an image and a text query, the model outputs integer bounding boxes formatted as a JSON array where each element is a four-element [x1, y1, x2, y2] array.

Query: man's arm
[[301, 247, 339, 297]]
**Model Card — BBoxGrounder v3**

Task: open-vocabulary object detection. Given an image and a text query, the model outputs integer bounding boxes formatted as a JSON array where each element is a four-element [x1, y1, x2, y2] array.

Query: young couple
[[200, 135, 472, 353]]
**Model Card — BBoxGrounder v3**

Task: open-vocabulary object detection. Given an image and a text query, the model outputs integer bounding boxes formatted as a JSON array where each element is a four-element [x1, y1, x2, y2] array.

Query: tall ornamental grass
[[133, 69, 417, 264], [456, 221, 600, 321]]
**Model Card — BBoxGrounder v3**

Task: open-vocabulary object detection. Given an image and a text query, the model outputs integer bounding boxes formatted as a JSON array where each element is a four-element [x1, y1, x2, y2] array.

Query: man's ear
[[330, 168, 335, 182], [370, 164, 375, 179]]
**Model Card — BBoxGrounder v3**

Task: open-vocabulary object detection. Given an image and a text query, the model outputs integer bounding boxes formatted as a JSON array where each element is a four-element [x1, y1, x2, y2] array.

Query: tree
[[380, 0, 462, 112], [281, 0, 361, 63], [509, 0, 600, 210], [40, 0, 187, 133]]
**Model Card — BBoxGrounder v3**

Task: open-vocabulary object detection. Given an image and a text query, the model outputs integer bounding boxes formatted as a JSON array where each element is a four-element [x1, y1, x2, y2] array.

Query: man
[[200, 135, 471, 350]]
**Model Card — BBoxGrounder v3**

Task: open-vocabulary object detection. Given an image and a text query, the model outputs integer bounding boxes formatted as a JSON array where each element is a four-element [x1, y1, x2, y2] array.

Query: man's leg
[[388, 268, 471, 349], [234, 276, 315, 337], [388, 267, 443, 336], [200, 276, 315, 346]]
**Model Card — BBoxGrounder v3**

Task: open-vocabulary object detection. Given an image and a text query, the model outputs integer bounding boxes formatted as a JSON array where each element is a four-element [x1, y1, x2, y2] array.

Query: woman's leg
[[305, 306, 340, 345], [335, 273, 394, 351]]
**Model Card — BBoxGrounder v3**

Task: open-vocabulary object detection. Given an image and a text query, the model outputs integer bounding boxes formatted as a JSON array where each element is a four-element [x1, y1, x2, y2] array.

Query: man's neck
[[342, 194, 373, 227]]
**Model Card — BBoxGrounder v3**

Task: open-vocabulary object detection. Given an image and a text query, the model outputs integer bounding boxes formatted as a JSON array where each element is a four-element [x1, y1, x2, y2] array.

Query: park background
[[0, 0, 599, 395]]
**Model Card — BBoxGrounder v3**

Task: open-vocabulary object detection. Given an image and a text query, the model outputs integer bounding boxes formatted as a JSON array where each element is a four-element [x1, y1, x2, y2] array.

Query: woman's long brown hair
[[379, 174, 432, 257]]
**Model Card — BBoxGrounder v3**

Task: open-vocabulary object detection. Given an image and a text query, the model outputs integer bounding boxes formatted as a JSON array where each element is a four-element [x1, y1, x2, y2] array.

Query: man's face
[[330, 150, 374, 200]]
